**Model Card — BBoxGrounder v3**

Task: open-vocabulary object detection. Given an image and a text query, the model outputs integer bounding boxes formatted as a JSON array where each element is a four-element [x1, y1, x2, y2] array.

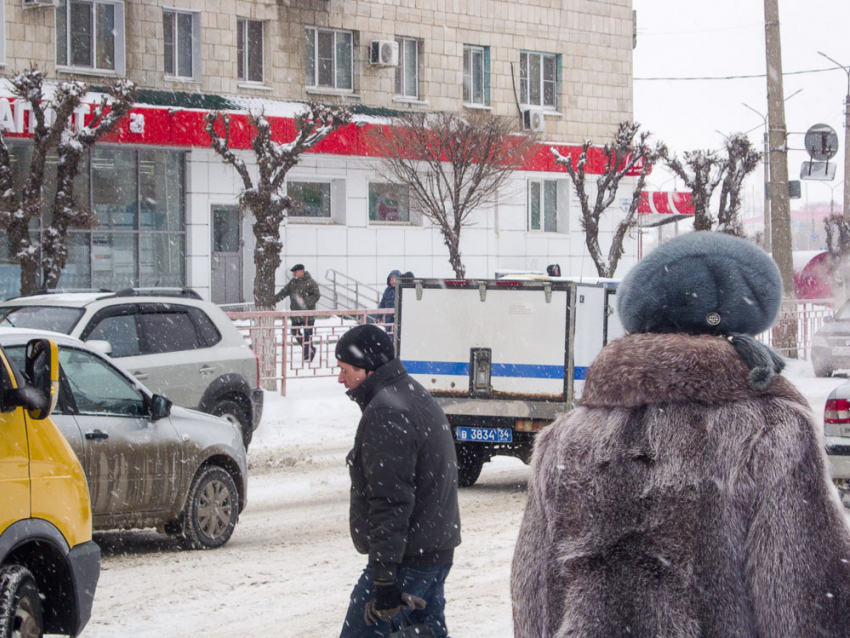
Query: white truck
[[396, 277, 625, 486]]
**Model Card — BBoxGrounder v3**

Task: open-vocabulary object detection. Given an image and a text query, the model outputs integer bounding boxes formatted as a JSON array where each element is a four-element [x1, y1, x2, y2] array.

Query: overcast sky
[[632, 0, 850, 215]]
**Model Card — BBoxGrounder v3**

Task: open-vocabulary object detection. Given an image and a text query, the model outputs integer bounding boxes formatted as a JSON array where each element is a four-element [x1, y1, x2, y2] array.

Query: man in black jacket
[[336, 324, 461, 638]]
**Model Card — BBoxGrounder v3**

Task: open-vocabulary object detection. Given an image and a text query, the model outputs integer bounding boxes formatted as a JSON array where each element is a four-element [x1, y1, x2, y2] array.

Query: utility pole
[[763, 0, 793, 298], [764, 0, 797, 358], [818, 51, 850, 221]]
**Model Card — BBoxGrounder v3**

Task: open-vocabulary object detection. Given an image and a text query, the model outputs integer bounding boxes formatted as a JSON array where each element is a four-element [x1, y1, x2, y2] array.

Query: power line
[[635, 66, 838, 81]]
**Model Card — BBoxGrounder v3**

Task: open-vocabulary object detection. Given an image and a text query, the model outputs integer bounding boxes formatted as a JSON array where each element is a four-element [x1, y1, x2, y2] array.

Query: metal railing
[[226, 308, 394, 396], [756, 298, 835, 360], [227, 299, 836, 397], [321, 269, 382, 310]]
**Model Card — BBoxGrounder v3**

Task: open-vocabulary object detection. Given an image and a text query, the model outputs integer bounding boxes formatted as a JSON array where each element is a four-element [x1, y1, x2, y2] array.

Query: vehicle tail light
[[825, 398, 850, 424], [495, 280, 522, 287]]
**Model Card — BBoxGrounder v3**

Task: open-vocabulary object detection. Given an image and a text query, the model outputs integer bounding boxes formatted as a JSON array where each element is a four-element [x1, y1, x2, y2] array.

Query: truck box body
[[396, 278, 624, 485]]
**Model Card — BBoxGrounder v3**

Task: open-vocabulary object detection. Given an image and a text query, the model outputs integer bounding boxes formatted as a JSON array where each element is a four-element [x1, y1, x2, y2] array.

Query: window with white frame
[[163, 8, 200, 81], [463, 45, 488, 105], [395, 38, 418, 98], [528, 180, 558, 232], [237, 19, 264, 83], [57, 0, 125, 74], [288, 182, 332, 218], [305, 27, 353, 91], [520, 51, 558, 108], [369, 183, 410, 223]]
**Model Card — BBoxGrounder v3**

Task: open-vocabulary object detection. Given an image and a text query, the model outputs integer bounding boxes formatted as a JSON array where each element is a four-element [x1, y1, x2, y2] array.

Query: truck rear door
[[397, 280, 569, 402]]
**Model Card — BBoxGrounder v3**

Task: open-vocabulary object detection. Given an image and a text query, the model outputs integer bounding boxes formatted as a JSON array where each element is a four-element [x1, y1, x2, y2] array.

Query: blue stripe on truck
[[402, 360, 589, 380]]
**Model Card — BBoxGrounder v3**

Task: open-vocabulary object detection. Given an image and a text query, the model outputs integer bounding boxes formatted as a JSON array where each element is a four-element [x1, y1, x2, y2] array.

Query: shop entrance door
[[211, 206, 243, 304]]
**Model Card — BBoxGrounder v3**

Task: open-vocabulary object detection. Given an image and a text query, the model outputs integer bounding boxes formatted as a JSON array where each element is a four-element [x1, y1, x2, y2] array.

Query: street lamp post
[[818, 51, 850, 221], [741, 104, 771, 251]]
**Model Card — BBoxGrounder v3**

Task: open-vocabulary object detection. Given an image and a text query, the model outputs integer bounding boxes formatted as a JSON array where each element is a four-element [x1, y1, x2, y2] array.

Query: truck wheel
[[455, 443, 485, 488], [212, 398, 252, 449], [182, 466, 239, 550], [0, 565, 43, 638]]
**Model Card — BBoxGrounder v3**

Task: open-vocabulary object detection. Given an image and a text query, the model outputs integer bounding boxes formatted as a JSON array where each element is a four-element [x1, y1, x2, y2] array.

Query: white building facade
[[0, 0, 638, 304]]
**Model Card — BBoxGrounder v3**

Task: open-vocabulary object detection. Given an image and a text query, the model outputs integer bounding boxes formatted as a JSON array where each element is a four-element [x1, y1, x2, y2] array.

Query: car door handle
[[133, 371, 149, 380], [199, 366, 216, 375], [85, 430, 109, 440]]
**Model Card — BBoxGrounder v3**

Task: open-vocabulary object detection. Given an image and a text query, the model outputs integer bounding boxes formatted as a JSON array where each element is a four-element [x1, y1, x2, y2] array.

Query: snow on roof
[[3, 292, 111, 305]]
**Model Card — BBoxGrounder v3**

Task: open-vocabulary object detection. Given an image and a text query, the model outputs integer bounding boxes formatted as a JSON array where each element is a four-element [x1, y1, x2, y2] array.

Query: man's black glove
[[363, 580, 427, 626]]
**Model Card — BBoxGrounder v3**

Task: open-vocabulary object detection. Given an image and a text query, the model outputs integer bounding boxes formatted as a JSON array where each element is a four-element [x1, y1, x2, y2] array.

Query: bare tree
[[825, 213, 850, 304], [205, 102, 351, 310], [370, 111, 537, 278], [0, 69, 135, 294], [664, 149, 725, 231], [554, 121, 663, 278], [716, 134, 762, 236]]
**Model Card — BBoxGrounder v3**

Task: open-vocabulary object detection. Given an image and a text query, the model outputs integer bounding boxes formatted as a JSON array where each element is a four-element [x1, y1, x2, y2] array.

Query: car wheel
[[455, 442, 485, 488], [0, 565, 43, 638], [212, 398, 251, 449], [813, 359, 833, 377], [182, 466, 239, 550]]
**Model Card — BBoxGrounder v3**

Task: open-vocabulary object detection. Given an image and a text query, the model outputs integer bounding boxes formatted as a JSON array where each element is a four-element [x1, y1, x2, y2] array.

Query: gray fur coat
[[511, 333, 850, 638]]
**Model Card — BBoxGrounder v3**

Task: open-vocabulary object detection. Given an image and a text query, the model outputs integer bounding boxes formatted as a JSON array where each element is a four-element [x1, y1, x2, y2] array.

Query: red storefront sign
[[0, 95, 646, 176]]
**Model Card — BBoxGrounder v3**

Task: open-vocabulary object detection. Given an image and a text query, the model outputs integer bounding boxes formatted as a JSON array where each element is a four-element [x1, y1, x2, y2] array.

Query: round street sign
[[804, 123, 839, 161]]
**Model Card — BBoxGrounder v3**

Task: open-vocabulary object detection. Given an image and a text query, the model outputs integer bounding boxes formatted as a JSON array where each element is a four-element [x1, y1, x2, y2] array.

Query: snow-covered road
[[80, 361, 847, 638]]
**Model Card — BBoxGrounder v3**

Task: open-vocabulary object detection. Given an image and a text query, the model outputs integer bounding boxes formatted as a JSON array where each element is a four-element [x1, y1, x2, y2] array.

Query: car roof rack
[[2, 288, 115, 301], [112, 287, 203, 300]]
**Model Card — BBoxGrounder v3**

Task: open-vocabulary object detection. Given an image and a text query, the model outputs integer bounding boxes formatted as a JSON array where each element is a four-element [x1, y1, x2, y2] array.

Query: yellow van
[[0, 338, 99, 638]]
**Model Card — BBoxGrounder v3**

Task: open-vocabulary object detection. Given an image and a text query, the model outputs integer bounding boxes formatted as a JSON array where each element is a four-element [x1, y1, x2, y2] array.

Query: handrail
[[323, 268, 382, 310]]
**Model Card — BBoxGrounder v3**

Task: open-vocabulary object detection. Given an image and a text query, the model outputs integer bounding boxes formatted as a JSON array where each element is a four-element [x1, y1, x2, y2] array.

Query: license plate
[[455, 427, 513, 443], [833, 347, 850, 356]]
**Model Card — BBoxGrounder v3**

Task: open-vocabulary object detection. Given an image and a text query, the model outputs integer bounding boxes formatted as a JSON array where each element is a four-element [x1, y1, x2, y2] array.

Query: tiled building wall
[[4, 0, 633, 145]]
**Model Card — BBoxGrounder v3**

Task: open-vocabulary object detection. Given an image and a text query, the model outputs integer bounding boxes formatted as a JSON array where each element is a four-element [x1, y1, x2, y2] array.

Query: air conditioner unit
[[522, 109, 546, 133], [370, 40, 399, 67], [22, 0, 58, 7]]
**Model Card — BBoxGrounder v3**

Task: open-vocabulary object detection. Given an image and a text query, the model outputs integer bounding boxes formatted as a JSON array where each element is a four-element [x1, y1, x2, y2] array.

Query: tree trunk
[[252, 311, 279, 392]]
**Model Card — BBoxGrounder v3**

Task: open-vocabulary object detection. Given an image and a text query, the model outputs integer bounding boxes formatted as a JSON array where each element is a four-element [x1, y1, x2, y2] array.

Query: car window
[[0, 347, 16, 413], [139, 312, 201, 354], [86, 314, 141, 358], [189, 308, 222, 347], [0, 306, 84, 334], [59, 348, 147, 417]]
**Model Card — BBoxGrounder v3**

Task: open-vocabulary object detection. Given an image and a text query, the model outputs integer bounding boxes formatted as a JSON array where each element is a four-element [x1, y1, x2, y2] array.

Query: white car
[[0, 288, 263, 447]]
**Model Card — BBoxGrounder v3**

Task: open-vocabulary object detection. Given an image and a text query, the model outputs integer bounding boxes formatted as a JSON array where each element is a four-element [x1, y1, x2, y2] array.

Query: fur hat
[[617, 232, 785, 389], [335, 324, 395, 371]]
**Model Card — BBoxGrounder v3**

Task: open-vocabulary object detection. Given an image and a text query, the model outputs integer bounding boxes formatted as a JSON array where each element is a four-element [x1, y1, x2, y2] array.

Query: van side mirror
[[85, 339, 113, 356], [23, 338, 60, 420], [149, 394, 172, 421]]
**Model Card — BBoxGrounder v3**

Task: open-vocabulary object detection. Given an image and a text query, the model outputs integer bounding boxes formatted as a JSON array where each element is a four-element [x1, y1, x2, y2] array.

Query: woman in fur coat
[[511, 232, 850, 638]]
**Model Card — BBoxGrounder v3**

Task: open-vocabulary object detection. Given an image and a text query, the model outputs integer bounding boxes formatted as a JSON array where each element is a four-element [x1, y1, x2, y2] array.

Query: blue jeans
[[340, 563, 452, 638]]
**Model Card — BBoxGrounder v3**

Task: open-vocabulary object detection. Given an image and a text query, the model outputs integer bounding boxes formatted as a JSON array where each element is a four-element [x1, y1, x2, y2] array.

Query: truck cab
[[0, 338, 99, 638]]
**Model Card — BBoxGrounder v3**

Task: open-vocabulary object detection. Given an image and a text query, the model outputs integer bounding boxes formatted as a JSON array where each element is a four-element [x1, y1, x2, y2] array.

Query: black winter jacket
[[346, 358, 461, 581]]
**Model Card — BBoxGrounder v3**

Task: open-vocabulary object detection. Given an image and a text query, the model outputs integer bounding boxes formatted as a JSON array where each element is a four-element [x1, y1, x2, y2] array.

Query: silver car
[[824, 380, 850, 506], [0, 289, 263, 448], [0, 328, 248, 549]]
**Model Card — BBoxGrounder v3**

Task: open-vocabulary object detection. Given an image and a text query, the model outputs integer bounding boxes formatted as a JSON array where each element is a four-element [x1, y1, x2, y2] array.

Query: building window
[[288, 182, 332, 218], [57, 0, 125, 74], [395, 38, 418, 98], [305, 27, 353, 91], [0, 1, 6, 66], [528, 180, 558, 232], [369, 183, 410, 223], [463, 45, 489, 105], [237, 19, 264, 83], [163, 8, 200, 81], [520, 51, 558, 108]]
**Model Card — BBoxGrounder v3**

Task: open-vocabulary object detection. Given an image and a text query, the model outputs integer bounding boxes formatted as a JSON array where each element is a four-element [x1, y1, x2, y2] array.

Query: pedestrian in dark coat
[[511, 232, 850, 638], [378, 270, 401, 333], [336, 324, 461, 638], [274, 264, 321, 362]]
